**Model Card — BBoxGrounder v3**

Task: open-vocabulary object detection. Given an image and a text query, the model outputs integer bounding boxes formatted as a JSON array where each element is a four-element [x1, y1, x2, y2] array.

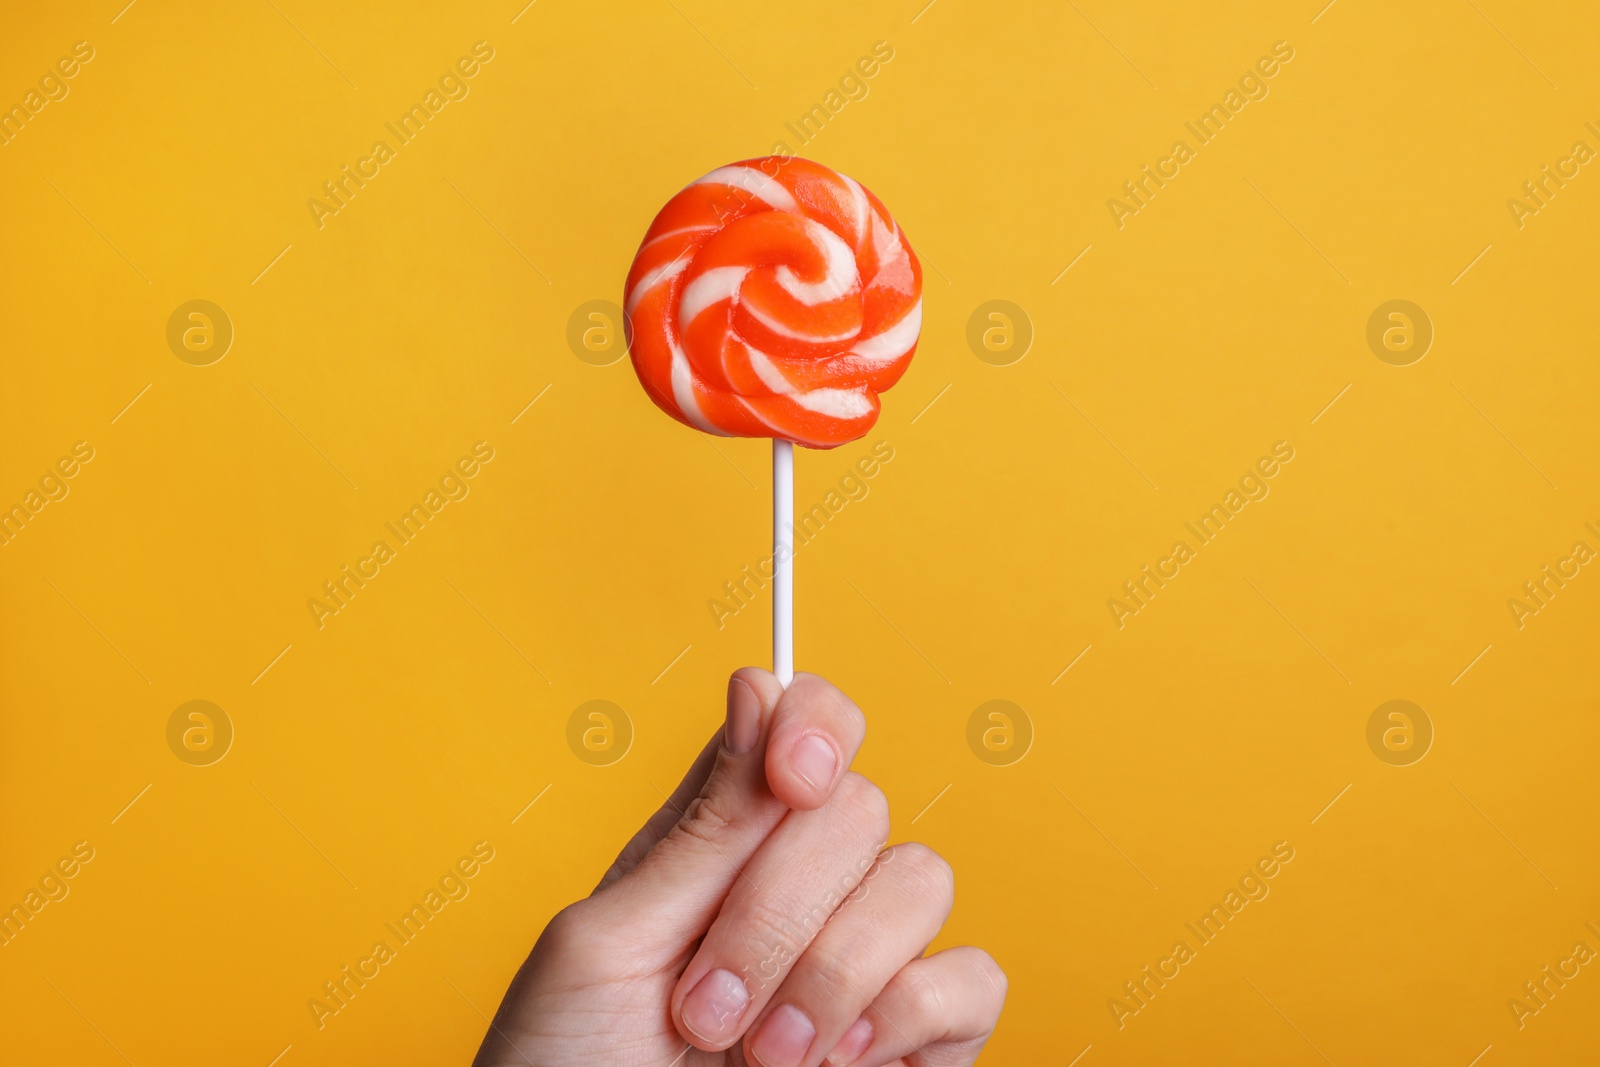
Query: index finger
[[765, 673, 867, 810]]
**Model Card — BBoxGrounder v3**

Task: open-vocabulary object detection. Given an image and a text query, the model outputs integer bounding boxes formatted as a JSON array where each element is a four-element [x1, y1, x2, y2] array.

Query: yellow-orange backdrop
[[2, 1, 1597, 1064]]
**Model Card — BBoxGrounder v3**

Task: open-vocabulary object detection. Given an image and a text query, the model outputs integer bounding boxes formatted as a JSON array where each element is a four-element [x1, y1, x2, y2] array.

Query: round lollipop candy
[[624, 156, 922, 684]]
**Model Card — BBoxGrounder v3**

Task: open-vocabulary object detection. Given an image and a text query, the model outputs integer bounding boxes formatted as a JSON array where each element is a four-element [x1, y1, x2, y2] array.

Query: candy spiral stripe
[[623, 156, 922, 449]]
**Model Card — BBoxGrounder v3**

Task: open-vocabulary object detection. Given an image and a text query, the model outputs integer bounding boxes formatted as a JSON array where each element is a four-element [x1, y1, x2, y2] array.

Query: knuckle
[[824, 683, 866, 734], [792, 674, 860, 728], [735, 897, 809, 985], [898, 966, 947, 1022], [536, 901, 618, 980], [800, 938, 876, 1003], [819, 681, 857, 723], [889, 842, 955, 910], [837, 773, 890, 840], [674, 787, 737, 847], [970, 948, 1009, 1005], [540, 901, 585, 950]]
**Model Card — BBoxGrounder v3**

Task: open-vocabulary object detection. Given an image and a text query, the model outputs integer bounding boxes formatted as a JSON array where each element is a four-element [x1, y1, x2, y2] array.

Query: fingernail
[[750, 1003, 815, 1067], [681, 968, 750, 1045], [725, 677, 760, 756], [825, 1017, 874, 1066], [790, 733, 838, 791]]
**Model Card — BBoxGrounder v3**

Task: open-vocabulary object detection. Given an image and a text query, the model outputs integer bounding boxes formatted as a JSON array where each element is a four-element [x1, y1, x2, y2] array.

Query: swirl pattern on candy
[[623, 156, 922, 449]]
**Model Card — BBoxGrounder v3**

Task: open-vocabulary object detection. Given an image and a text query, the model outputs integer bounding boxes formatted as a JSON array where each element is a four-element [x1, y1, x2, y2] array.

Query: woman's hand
[[473, 669, 1006, 1067]]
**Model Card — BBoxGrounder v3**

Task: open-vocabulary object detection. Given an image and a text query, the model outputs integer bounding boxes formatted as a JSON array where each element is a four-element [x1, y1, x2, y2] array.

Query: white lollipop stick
[[773, 439, 794, 687]]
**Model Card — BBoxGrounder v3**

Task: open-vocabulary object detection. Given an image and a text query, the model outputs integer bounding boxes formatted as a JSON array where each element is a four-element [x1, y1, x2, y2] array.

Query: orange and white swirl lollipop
[[623, 156, 921, 687], [624, 156, 922, 450]]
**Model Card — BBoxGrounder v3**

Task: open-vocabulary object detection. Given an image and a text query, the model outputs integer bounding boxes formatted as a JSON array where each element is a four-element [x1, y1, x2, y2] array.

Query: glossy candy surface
[[624, 156, 922, 449]]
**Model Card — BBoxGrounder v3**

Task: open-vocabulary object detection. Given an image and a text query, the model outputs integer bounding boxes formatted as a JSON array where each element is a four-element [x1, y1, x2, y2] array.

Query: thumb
[[591, 713, 727, 894]]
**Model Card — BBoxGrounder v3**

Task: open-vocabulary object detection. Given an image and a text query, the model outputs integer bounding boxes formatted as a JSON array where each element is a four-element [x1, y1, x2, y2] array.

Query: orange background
[[1, 1, 1597, 1063]]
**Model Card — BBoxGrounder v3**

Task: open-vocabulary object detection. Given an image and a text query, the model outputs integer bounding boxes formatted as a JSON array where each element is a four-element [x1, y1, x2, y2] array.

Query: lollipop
[[624, 156, 922, 683]]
